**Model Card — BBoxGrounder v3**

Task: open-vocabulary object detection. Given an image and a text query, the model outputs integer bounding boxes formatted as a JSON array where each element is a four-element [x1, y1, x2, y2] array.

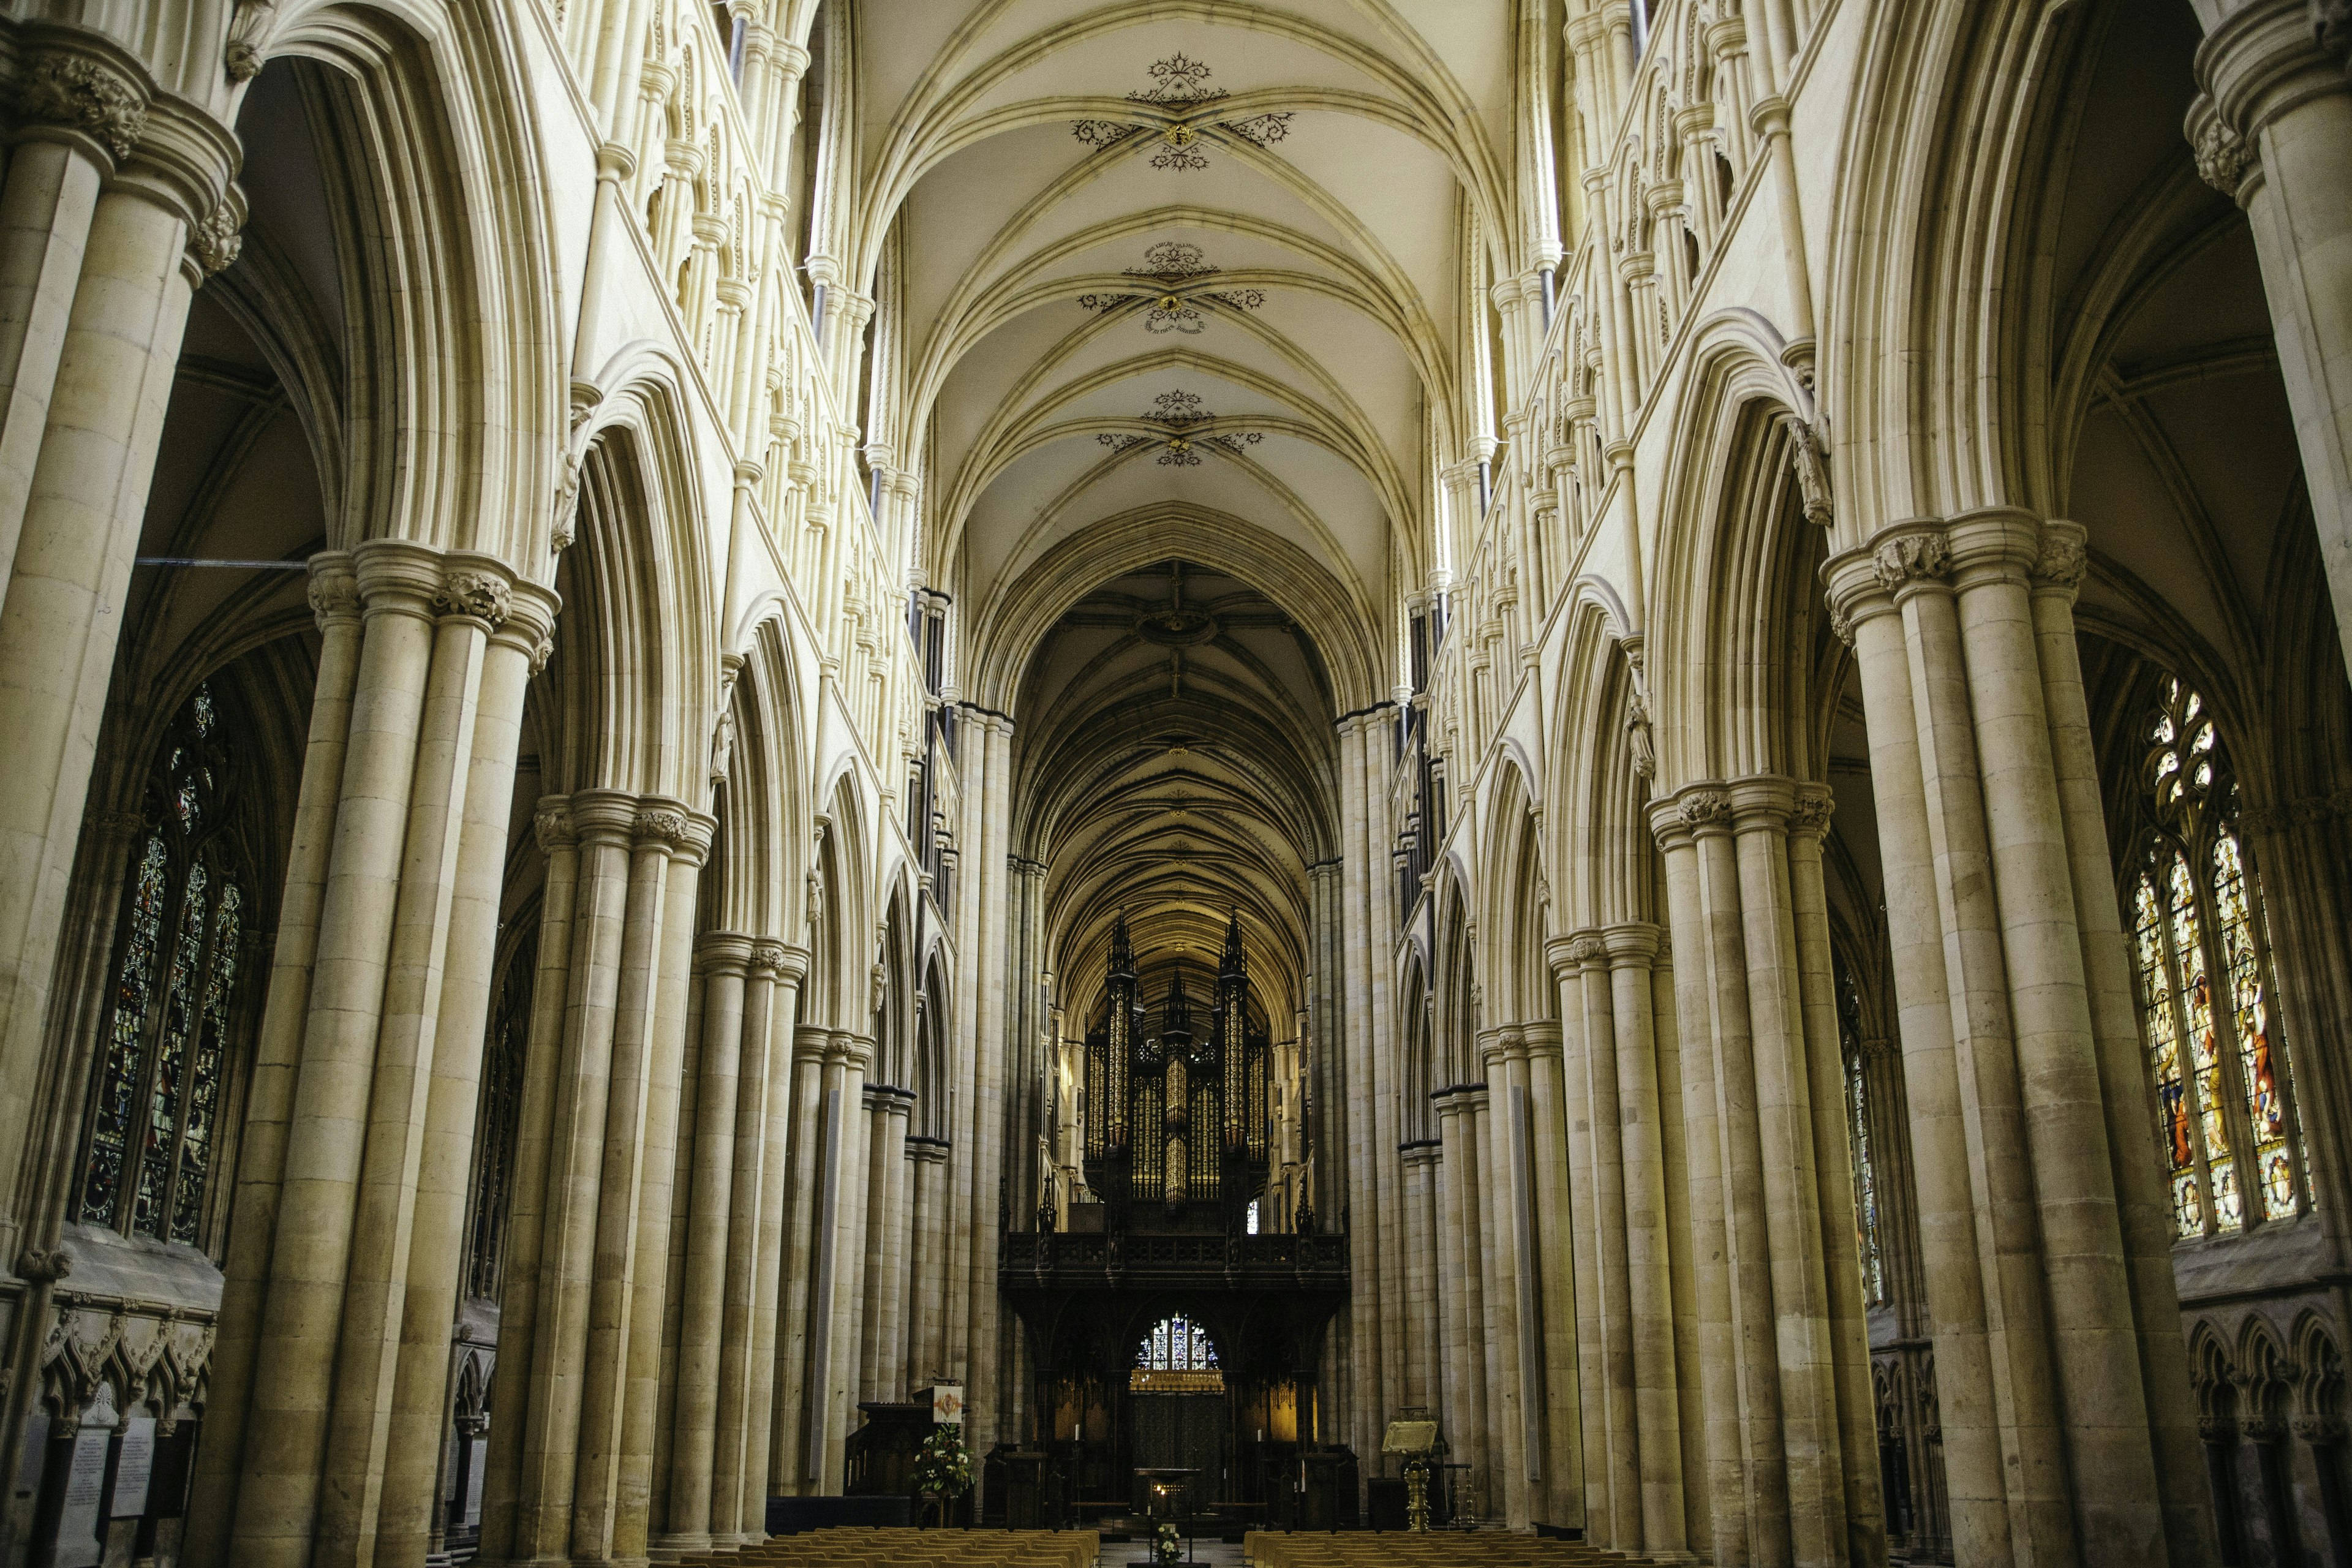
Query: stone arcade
[[0, 0, 2346, 1564]]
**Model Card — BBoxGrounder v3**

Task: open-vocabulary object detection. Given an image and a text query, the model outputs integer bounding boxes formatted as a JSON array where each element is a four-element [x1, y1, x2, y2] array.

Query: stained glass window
[[1834, 957, 1885, 1304], [77, 683, 248, 1249], [2122, 676, 2308, 1241], [1137, 1315, 1219, 1371]]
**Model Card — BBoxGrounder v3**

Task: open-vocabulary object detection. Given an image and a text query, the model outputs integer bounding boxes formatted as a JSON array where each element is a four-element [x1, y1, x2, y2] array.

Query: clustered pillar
[[1825, 511, 2209, 1565]]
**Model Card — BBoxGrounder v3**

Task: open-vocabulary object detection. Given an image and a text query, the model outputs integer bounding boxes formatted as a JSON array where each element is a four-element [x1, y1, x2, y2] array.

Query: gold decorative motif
[[1099, 390, 1263, 467], [1077, 241, 1267, 332], [1070, 55, 1292, 173]]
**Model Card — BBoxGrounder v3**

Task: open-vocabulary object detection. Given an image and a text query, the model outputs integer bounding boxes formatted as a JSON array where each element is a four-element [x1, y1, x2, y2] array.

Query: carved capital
[[18, 43, 149, 164], [533, 801, 575, 851], [633, 805, 690, 848], [1789, 785, 1836, 839], [2033, 526, 2089, 593], [307, 561, 361, 628], [2200, 1415, 2238, 1444], [1678, 788, 1734, 831], [437, 568, 513, 627], [1872, 529, 1951, 592], [1567, 932, 1607, 968], [752, 940, 790, 976]]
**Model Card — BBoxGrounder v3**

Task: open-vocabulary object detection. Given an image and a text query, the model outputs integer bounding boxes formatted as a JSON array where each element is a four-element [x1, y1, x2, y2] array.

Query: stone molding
[[1600, 922, 1662, 965], [1789, 783, 1836, 840], [2239, 786, 2352, 832], [695, 931, 760, 974]]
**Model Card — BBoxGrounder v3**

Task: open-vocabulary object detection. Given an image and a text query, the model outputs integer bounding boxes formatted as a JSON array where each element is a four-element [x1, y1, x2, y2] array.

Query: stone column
[[1604, 922, 1689, 1559], [960, 715, 1013, 1457], [2188, 0, 2352, 679], [858, 1082, 895, 1398], [1398, 1140, 1436, 1410], [1826, 517, 2204, 1566], [0, 62, 236, 1267], [1336, 714, 1385, 1461], [906, 1136, 949, 1384], [877, 1089, 912, 1395], [182, 557, 364, 1567], [1521, 1017, 1585, 1529], [472, 796, 584, 1564], [813, 1032, 875, 1491], [376, 575, 557, 1562], [1567, 933, 1640, 1546], [658, 932, 758, 1553], [207, 546, 494, 1565], [771, 1018, 829, 1496], [733, 940, 809, 1540], [1432, 1087, 1487, 1512]]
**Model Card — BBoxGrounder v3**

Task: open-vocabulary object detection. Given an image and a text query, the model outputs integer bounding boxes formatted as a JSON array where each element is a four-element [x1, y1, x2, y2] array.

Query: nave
[[0, 1, 2346, 1566]]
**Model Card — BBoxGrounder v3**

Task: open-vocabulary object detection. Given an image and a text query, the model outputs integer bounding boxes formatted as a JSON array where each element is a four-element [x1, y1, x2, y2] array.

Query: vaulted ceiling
[[839, 3, 1517, 1038]]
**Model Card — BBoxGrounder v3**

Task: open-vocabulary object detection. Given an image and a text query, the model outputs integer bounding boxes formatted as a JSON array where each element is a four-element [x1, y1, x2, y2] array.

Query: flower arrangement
[[1154, 1521, 1183, 1563], [913, 1422, 973, 1498]]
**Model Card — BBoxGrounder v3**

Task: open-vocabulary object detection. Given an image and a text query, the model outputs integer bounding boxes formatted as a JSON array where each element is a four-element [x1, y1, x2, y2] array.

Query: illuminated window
[[78, 684, 249, 1248], [1245, 1199, 1260, 1235], [2122, 676, 2309, 1240], [1137, 1315, 1219, 1371], [1834, 955, 1885, 1304]]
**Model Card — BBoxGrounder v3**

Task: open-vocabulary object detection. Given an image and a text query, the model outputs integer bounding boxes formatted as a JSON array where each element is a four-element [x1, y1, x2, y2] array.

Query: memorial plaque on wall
[[51, 1427, 110, 1568], [111, 1418, 154, 1517]]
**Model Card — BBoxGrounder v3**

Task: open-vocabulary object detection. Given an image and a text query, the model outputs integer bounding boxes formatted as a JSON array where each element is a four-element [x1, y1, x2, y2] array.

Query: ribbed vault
[[1013, 560, 1332, 1041]]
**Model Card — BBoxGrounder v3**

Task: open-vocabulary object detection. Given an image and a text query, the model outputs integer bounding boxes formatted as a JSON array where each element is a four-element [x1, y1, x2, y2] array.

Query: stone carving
[[1568, 933, 1606, 967], [438, 569, 513, 627], [633, 806, 688, 846], [190, 197, 244, 276], [870, 961, 888, 1016], [2321, 0, 2352, 67], [1781, 412, 1833, 527], [530, 630, 556, 676], [1828, 601, 1856, 647], [1872, 530, 1951, 591], [551, 444, 585, 551], [2294, 1413, 2346, 1445], [2192, 112, 2253, 198], [225, 0, 279, 81], [710, 703, 737, 786], [21, 49, 146, 163], [85, 809, 148, 840], [1790, 788, 1835, 837], [533, 802, 573, 851], [1625, 688, 1657, 778], [15, 1247, 71, 1284], [307, 570, 361, 625], [1678, 789, 1733, 829], [753, 941, 788, 976], [2034, 533, 2087, 591]]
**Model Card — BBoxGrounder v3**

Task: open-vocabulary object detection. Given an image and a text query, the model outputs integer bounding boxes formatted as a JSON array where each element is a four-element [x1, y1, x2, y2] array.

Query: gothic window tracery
[[1137, 1315, 1219, 1371], [78, 683, 250, 1249], [2120, 676, 2310, 1239]]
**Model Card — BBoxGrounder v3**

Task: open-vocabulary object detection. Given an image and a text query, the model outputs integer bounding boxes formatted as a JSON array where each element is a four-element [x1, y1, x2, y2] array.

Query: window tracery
[[78, 684, 249, 1248], [1137, 1315, 1219, 1371], [2122, 676, 2310, 1239]]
